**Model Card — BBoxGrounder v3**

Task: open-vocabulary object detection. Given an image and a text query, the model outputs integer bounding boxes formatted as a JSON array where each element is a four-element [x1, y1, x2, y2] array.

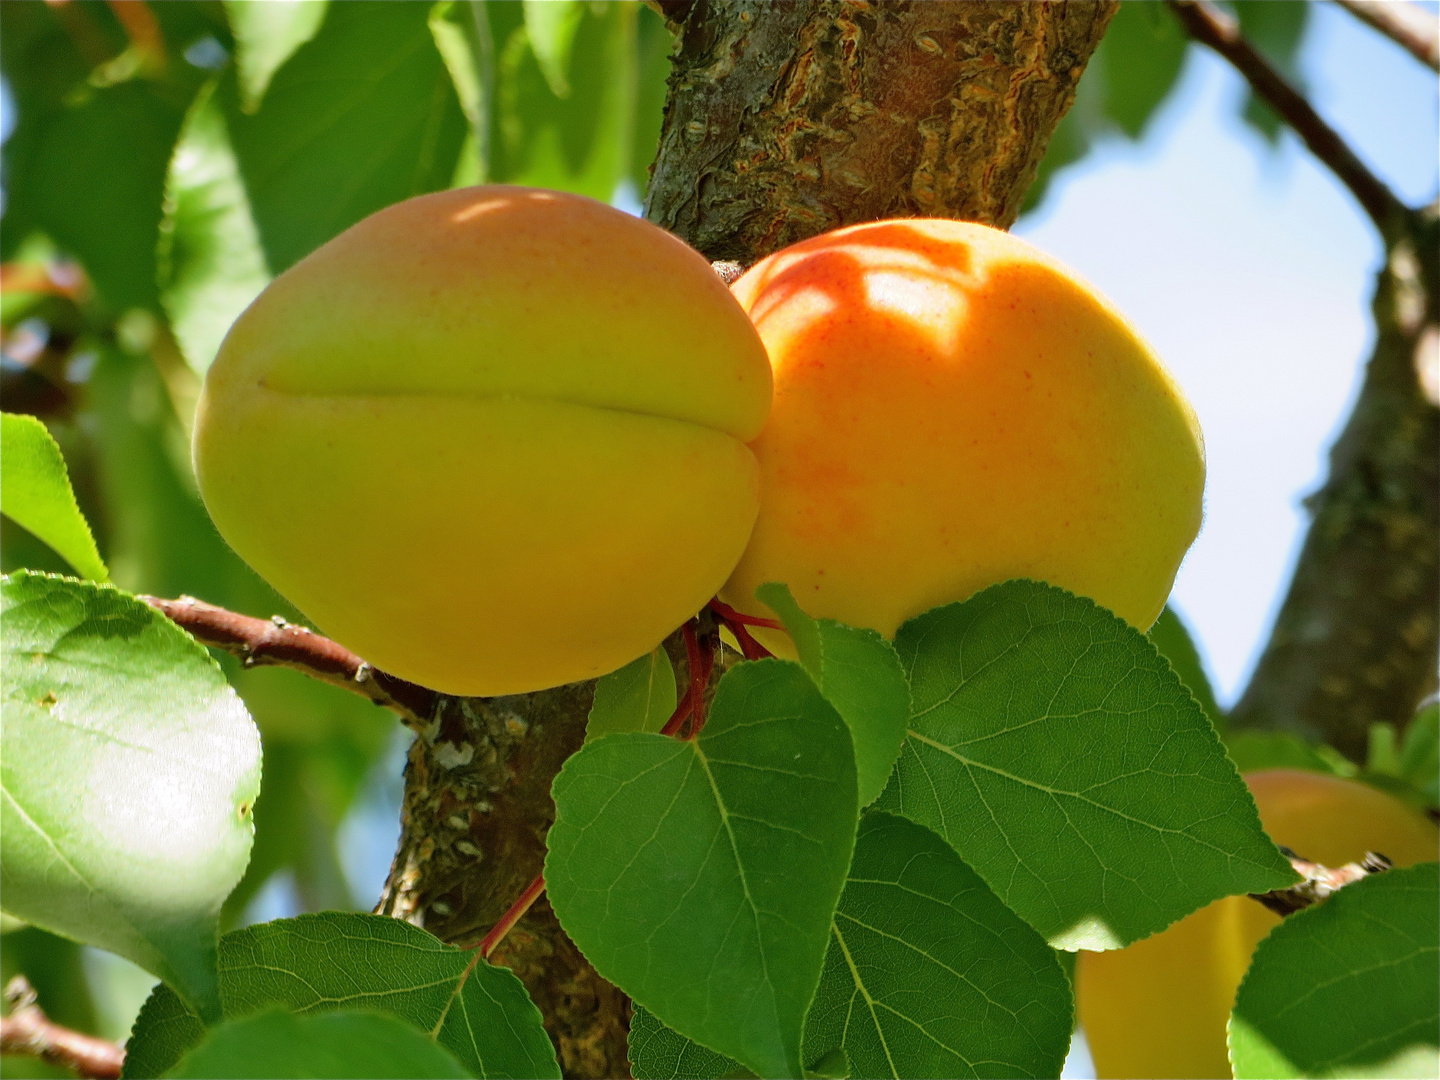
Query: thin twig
[[1, 976, 124, 1080], [1248, 849, 1392, 916], [140, 595, 439, 729], [1334, 0, 1439, 71], [1169, 0, 1407, 234]]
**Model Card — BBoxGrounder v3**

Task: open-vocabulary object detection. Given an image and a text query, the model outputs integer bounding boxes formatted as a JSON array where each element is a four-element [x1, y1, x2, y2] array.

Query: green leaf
[[0, 413, 107, 581], [225, 0, 468, 273], [547, 660, 859, 1079], [158, 81, 271, 378], [1148, 605, 1221, 726], [803, 812, 1072, 1079], [586, 648, 677, 742], [222, 0, 327, 114], [124, 983, 206, 1080], [221, 913, 557, 1078], [429, 0, 493, 184], [1235, 1, 1309, 145], [491, 1, 637, 201], [629, 1006, 754, 1080], [630, 4, 673, 196], [523, 0, 585, 99], [755, 583, 909, 808], [1097, 2, 1187, 140], [168, 1007, 469, 1079], [1401, 702, 1439, 806], [875, 580, 1297, 951], [0, 572, 261, 1019], [1225, 730, 1353, 778], [1229, 862, 1440, 1079], [13, 82, 188, 312]]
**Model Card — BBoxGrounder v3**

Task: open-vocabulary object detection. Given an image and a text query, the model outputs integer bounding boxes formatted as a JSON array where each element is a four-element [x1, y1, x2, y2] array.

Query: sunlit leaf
[[755, 582, 908, 808], [803, 812, 1072, 1079], [548, 660, 859, 1079], [586, 647, 677, 742], [0, 413, 108, 581], [158, 81, 270, 378], [124, 912, 559, 1079], [0, 572, 261, 1019], [222, 0, 327, 114], [225, 1, 467, 272], [1229, 862, 1439, 1079], [876, 580, 1297, 951]]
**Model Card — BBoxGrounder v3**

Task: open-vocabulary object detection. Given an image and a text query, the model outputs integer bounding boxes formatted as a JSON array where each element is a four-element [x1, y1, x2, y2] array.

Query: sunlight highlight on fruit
[[721, 219, 1205, 644]]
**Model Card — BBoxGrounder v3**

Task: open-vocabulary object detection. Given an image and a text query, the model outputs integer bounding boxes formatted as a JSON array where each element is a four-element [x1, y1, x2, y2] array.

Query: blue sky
[[1016, 1, 1439, 706]]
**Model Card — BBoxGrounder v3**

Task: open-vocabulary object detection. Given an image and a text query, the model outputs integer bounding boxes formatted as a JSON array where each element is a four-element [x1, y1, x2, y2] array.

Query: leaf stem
[[479, 873, 548, 960]]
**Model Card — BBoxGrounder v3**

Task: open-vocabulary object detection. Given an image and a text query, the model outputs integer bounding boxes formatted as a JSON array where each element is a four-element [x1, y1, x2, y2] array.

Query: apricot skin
[[194, 186, 771, 696], [1076, 769, 1439, 1079], [721, 219, 1204, 640]]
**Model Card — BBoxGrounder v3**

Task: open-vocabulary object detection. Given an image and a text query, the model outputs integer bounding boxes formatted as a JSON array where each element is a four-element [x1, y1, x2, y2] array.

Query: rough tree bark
[[374, 4, 1116, 1077], [1228, 207, 1439, 761]]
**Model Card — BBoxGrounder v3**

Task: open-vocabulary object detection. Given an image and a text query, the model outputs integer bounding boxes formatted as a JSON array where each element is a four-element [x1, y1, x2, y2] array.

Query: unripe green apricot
[[194, 186, 772, 695]]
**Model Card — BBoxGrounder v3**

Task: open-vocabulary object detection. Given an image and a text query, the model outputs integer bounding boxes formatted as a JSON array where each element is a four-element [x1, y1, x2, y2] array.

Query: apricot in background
[[194, 187, 771, 696], [721, 219, 1204, 643], [1076, 768, 1439, 1079]]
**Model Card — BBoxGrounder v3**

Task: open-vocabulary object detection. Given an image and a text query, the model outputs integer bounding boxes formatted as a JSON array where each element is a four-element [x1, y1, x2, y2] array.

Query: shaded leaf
[[225, 0, 467, 272], [1229, 862, 1439, 1079], [629, 1005, 753, 1080], [1400, 703, 1439, 806], [158, 80, 270, 378], [876, 580, 1297, 951], [1226, 731, 1351, 778], [0, 413, 107, 581], [1235, 1, 1309, 145], [548, 660, 859, 1079], [220, 913, 558, 1079], [1148, 605, 1221, 727], [168, 1007, 469, 1079], [491, 1, 637, 201], [222, 0, 327, 114], [123, 983, 205, 1080], [523, 0, 584, 99], [630, 4, 673, 196], [756, 582, 909, 808], [803, 812, 1072, 1079], [586, 648, 677, 742], [0, 572, 261, 1019]]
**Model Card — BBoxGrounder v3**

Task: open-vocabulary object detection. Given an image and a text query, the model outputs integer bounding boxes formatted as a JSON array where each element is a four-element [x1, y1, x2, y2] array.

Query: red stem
[[708, 598, 784, 630], [479, 873, 547, 960]]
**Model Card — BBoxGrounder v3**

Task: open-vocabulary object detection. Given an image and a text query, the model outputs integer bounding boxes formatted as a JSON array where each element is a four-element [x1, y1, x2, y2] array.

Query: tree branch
[[139, 595, 438, 730], [1, 976, 124, 1080], [1334, 0, 1439, 72], [1249, 850, 1392, 916], [1168, 0, 1406, 236]]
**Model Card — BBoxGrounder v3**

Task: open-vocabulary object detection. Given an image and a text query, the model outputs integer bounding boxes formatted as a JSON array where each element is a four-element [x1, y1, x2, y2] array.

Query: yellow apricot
[[194, 186, 771, 695], [1076, 769, 1439, 1079], [721, 219, 1204, 642]]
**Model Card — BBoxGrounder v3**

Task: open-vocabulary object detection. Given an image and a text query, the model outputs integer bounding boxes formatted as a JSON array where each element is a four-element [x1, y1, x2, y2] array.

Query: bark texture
[[646, 0, 1117, 259], [378, 4, 1116, 1076], [1229, 208, 1440, 761]]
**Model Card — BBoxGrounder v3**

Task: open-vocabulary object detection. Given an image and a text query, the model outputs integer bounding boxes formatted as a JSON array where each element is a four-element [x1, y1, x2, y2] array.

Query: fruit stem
[[708, 598, 783, 631]]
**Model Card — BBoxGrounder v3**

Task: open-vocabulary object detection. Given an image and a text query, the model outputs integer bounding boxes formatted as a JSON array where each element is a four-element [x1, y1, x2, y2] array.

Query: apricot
[[720, 219, 1204, 642], [194, 187, 771, 695], [1076, 768, 1439, 1079]]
